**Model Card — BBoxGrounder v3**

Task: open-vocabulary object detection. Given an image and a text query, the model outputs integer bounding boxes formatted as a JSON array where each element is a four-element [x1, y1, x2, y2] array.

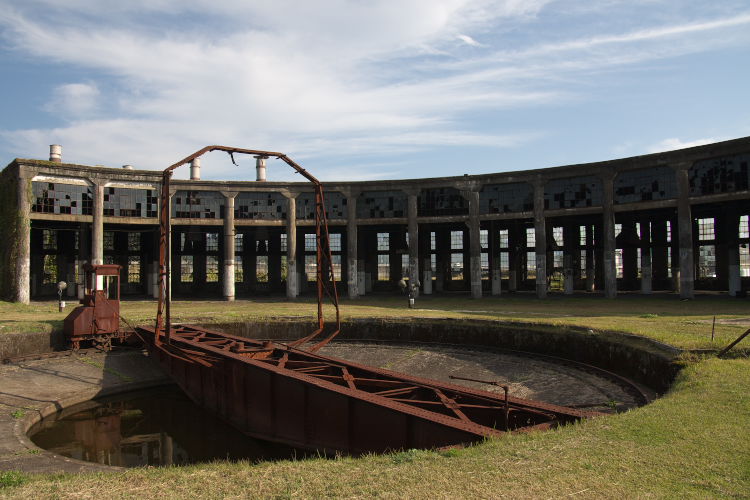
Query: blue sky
[[0, 1, 749, 181]]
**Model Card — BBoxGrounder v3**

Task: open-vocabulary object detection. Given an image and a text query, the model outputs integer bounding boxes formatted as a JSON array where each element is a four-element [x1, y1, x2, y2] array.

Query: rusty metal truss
[[136, 324, 597, 454]]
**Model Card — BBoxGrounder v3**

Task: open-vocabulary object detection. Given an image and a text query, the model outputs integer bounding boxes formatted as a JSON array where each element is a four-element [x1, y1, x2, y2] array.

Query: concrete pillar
[[727, 211, 741, 296], [346, 191, 359, 299], [674, 164, 694, 299], [641, 222, 652, 294], [601, 171, 617, 298], [285, 194, 298, 298], [563, 224, 574, 295], [533, 180, 547, 298], [92, 183, 104, 265], [509, 221, 520, 292], [466, 190, 482, 299], [222, 192, 236, 301], [407, 192, 420, 296], [491, 223, 501, 296], [15, 172, 30, 304], [585, 224, 595, 291]]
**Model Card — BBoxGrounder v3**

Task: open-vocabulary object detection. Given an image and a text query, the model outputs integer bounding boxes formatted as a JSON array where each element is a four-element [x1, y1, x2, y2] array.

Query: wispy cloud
[[0, 1, 748, 179], [648, 137, 721, 153]]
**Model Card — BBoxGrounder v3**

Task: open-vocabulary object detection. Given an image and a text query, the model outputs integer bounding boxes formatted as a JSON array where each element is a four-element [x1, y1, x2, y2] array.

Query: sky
[[0, 0, 749, 182]]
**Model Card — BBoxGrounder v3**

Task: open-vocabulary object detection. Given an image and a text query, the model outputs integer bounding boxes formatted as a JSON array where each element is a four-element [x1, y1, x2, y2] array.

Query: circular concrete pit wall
[[209, 318, 682, 395]]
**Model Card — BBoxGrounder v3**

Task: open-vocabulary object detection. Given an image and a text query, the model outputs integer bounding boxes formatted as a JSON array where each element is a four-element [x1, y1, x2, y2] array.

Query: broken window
[[256, 256, 269, 283], [377, 233, 390, 251], [480, 182, 533, 214], [206, 256, 219, 282], [128, 233, 141, 252], [128, 256, 140, 284], [450, 253, 463, 280], [180, 256, 194, 283], [377, 255, 390, 281], [357, 191, 407, 218], [526, 228, 535, 248], [698, 218, 715, 241], [206, 233, 219, 252], [43, 255, 57, 284], [42, 229, 57, 250], [450, 231, 463, 250], [235, 192, 287, 220]]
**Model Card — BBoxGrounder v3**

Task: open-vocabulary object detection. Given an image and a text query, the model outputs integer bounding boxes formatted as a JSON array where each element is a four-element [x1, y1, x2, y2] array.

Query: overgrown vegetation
[[0, 164, 24, 302]]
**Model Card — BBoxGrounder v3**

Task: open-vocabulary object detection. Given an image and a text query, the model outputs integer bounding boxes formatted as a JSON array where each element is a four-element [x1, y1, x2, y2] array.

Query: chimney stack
[[49, 144, 62, 163], [255, 155, 267, 182], [190, 158, 201, 180]]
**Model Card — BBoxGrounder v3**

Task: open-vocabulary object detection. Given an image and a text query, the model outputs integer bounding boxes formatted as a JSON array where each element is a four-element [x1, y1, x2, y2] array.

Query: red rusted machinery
[[64, 264, 128, 350], [135, 146, 597, 455]]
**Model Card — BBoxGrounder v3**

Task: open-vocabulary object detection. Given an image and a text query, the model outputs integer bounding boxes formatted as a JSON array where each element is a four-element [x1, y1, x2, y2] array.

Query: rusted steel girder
[[154, 146, 340, 349], [136, 324, 598, 454]]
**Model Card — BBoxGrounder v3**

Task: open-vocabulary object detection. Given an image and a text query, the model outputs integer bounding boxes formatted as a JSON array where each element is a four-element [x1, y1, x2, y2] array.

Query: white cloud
[[43, 82, 100, 118], [0, 1, 748, 178], [457, 34, 483, 47], [648, 137, 721, 153]]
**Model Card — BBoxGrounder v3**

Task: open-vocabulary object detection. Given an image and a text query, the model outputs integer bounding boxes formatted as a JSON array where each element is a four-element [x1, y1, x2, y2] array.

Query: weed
[[0, 470, 29, 489], [391, 449, 421, 464], [10, 409, 25, 419]]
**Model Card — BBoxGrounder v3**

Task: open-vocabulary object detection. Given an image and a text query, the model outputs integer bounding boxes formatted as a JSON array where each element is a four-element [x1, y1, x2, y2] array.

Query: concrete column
[[407, 192, 420, 296], [346, 190, 359, 299], [674, 164, 694, 299], [466, 190, 482, 299], [15, 171, 30, 304], [585, 224, 595, 292], [563, 224, 574, 295], [601, 171, 617, 298], [641, 222, 652, 294], [222, 192, 237, 301], [727, 211, 741, 296], [509, 221, 520, 292], [491, 224, 501, 296], [92, 183, 104, 265], [285, 194, 298, 298], [533, 180, 547, 298]]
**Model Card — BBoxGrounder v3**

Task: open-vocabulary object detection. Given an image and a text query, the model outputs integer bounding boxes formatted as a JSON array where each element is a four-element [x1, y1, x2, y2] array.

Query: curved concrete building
[[1, 137, 749, 303]]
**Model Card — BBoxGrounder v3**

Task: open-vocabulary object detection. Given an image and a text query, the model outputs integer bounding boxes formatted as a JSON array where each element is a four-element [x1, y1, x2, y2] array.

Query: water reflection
[[30, 385, 306, 467]]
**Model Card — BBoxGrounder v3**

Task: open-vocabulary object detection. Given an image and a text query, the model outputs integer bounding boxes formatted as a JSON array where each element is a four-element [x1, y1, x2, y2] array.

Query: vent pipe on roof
[[49, 144, 62, 163], [255, 155, 267, 182], [190, 158, 201, 180]]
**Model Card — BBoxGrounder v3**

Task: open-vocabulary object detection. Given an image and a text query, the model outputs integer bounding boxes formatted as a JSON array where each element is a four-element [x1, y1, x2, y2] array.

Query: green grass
[[2, 294, 748, 351], [1, 295, 749, 498], [2, 358, 748, 498]]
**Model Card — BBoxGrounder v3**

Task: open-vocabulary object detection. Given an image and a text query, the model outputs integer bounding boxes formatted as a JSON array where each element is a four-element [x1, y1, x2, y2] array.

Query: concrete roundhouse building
[[1, 138, 749, 304]]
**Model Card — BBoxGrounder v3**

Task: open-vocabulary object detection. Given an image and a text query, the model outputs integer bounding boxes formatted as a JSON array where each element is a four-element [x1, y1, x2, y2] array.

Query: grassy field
[[1, 294, 749, 498], [2, 293, 749, 351]]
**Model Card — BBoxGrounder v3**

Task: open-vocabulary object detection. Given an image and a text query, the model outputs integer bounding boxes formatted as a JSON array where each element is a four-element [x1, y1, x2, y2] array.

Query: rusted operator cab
[[63, 264, 126, 350]]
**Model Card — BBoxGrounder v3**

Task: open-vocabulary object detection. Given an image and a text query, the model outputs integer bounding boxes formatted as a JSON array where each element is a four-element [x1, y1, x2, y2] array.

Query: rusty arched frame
[[154, 146, 340, 351]]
